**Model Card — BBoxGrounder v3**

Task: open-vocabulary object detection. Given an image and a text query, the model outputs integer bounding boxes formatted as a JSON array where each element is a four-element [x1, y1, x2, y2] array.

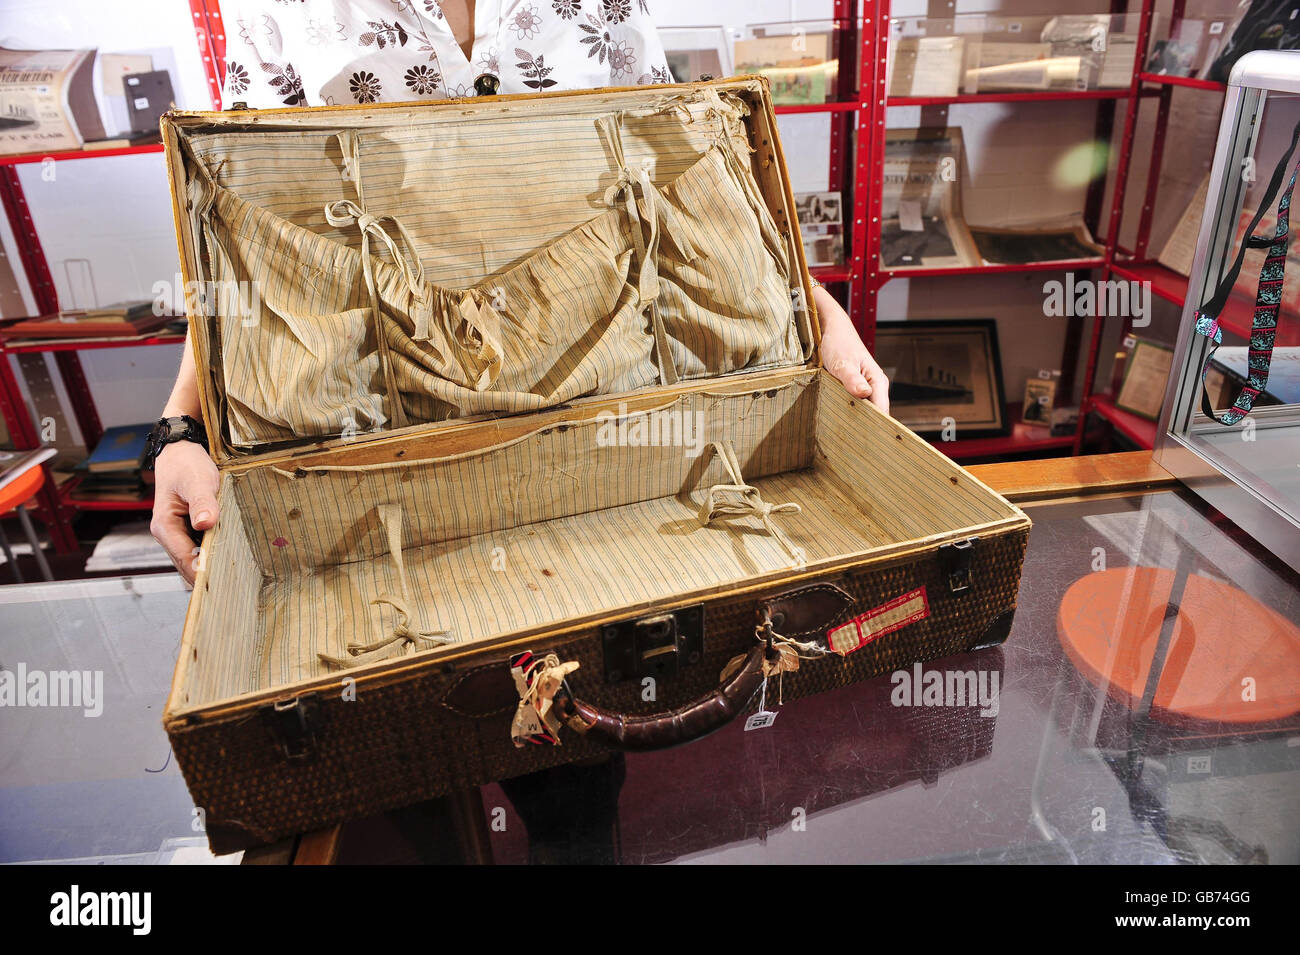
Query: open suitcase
[[160, 77, 1031, 854]]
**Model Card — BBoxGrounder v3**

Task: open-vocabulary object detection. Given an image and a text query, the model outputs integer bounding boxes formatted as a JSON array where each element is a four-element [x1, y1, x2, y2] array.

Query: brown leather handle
[[558, 644, 770, 752]]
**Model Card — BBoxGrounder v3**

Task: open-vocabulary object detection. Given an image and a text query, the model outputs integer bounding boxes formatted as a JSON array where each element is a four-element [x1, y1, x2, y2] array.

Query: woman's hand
[[814, 285, 890, 414], [149, 440, 220, 586]]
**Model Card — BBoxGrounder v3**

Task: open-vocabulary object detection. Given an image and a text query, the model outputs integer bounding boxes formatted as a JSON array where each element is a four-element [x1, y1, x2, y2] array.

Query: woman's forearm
[[162, 330, 204, 418]]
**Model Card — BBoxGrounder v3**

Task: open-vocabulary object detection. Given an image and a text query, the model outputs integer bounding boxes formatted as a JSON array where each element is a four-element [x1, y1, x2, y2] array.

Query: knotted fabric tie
[[325, 130, 431, 430], [698, 441, 806, 565], [317, 593, 452, 669], [509, 650, 581, 747], [596, 111, 698, 387], [318, 504, 452, 670]]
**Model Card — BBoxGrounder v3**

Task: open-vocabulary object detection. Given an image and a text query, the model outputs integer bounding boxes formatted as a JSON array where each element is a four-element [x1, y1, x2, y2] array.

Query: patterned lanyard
[[1194, 118, 1300, 426], [1190, 117, 1300, 423]]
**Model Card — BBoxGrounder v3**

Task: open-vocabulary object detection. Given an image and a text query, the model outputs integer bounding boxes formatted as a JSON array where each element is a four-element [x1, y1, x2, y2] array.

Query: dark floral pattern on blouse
[[404, 63, 442, 94], [226, 61, 250, 94], [389, 1, 445, 62], [608, 39, 636, 79], [602, 0, 630, 24], [638, 0, 650, 12], [349, 70, 383, 102], [516, 48, 558, 89], [359, 19, 410, 48], [261, 61, 306, 105], [641, 64, 671, 84], [578, 11, 615, 63], [511, 4, 544, 40], [553, 0, 581, 19]]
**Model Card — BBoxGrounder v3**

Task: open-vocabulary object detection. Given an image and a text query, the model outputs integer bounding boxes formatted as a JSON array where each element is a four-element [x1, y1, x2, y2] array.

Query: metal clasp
[[939, 537, 978, 594], [263, 694, 320, 760], [601, 605, 705, 684]]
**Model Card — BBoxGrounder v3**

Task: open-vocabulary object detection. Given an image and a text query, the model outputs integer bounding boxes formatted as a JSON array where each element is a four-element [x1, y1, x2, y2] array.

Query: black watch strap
[[141, 415, 208, 470]]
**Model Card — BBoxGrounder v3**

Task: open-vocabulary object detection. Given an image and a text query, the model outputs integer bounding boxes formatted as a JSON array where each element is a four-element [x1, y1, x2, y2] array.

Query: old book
[[880, 127, 979, 269], [890, 36, 965, 97], [1, 302, 169, 340], [0, 47, 105, 154]]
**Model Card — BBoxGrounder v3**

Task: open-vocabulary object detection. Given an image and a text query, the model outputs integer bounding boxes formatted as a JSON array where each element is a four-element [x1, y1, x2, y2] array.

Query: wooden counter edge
[[967, 451, 1177, 503]]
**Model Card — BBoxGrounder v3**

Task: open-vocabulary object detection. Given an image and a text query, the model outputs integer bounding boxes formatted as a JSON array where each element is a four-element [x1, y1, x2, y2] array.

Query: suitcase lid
[[160, 77, 819, 468]]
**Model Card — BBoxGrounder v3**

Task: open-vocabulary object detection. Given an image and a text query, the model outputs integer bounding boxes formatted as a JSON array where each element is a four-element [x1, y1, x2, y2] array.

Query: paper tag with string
[[744, 673, 779, 731]]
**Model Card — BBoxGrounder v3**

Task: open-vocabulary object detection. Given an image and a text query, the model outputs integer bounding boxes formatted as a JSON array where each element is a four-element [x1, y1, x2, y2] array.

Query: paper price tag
[[745, 710, 779, 731], [898, 199, 924, 233]]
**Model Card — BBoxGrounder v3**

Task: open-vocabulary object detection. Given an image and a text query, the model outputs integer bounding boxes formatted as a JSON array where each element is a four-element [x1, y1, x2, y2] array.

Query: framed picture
[[880, 127, 980, 270], [1116, 338, 1175, 421], [734, 25, 837, 105], [796, 191, 845, 267], [872, 319, 1008, 438], [659, 26, 732, 83], [1021, 376, 1057, 428]]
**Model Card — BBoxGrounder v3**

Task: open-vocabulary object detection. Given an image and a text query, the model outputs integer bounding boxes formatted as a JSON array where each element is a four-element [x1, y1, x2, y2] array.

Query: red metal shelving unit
[[1073, 0, 1232, 452], [926, 404, 1078, 460], [857, 0, 1150, 461], [0, 144, 165, 167], [0, 1, 226, 552], [1081, 392, 1159, 449]]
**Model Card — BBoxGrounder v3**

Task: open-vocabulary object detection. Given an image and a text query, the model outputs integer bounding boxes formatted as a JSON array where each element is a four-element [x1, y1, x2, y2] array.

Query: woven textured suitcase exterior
[[170, 525, 1027, 854]]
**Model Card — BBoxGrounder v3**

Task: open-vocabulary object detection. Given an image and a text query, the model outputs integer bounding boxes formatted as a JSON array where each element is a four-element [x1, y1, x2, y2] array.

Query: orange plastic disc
[[1058, 566, 1300, 724]]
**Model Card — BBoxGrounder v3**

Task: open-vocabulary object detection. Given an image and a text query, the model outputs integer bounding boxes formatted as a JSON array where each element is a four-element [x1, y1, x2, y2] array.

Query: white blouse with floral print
[[220, 0, 675, 108]]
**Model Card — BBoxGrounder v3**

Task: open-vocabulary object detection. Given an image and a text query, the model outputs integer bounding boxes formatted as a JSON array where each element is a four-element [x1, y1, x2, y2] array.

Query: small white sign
[[744, 710, 779, 731], [898, 198, 924, 233]]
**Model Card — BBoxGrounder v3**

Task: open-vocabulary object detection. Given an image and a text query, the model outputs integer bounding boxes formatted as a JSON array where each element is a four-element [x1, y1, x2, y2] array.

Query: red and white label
[[826, 586, 930, 656]]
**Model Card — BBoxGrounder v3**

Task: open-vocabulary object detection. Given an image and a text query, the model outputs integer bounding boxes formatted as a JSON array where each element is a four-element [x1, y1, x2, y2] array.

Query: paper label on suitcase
[[826, 586, 930, 655]]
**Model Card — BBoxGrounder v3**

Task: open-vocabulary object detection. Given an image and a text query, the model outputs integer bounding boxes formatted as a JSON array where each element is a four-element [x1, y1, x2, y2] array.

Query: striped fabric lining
[[813, 381, 1014, 537], [230, 375, 819, 574], [182, 89, 803, 448], [180, 483, 265, 707], [181, 372, 1022, 705], [185, 96, 748, 287], [253, 468, 879, 692]]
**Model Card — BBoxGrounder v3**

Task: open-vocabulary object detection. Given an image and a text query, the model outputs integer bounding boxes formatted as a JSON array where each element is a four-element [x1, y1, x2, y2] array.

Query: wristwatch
[[141, 415, 209, 471]]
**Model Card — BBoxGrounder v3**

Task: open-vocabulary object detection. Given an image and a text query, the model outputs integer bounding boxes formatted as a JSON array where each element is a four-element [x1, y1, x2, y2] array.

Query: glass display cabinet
[[1158, 50, 1300, 574]]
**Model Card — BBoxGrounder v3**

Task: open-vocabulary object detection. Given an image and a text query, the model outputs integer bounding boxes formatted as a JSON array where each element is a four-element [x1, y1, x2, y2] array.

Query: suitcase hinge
[[263, 693, 320, 760], [601, 605, 704, 685], [939, 537, 978, 594]]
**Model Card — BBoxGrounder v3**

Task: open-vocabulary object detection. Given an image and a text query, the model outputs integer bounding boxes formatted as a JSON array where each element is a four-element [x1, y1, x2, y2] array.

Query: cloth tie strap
[[324, 131, 433, 430], [318, 504, 452, 669], [596, 111, 699, 387], [698, 440, 806, 565]]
